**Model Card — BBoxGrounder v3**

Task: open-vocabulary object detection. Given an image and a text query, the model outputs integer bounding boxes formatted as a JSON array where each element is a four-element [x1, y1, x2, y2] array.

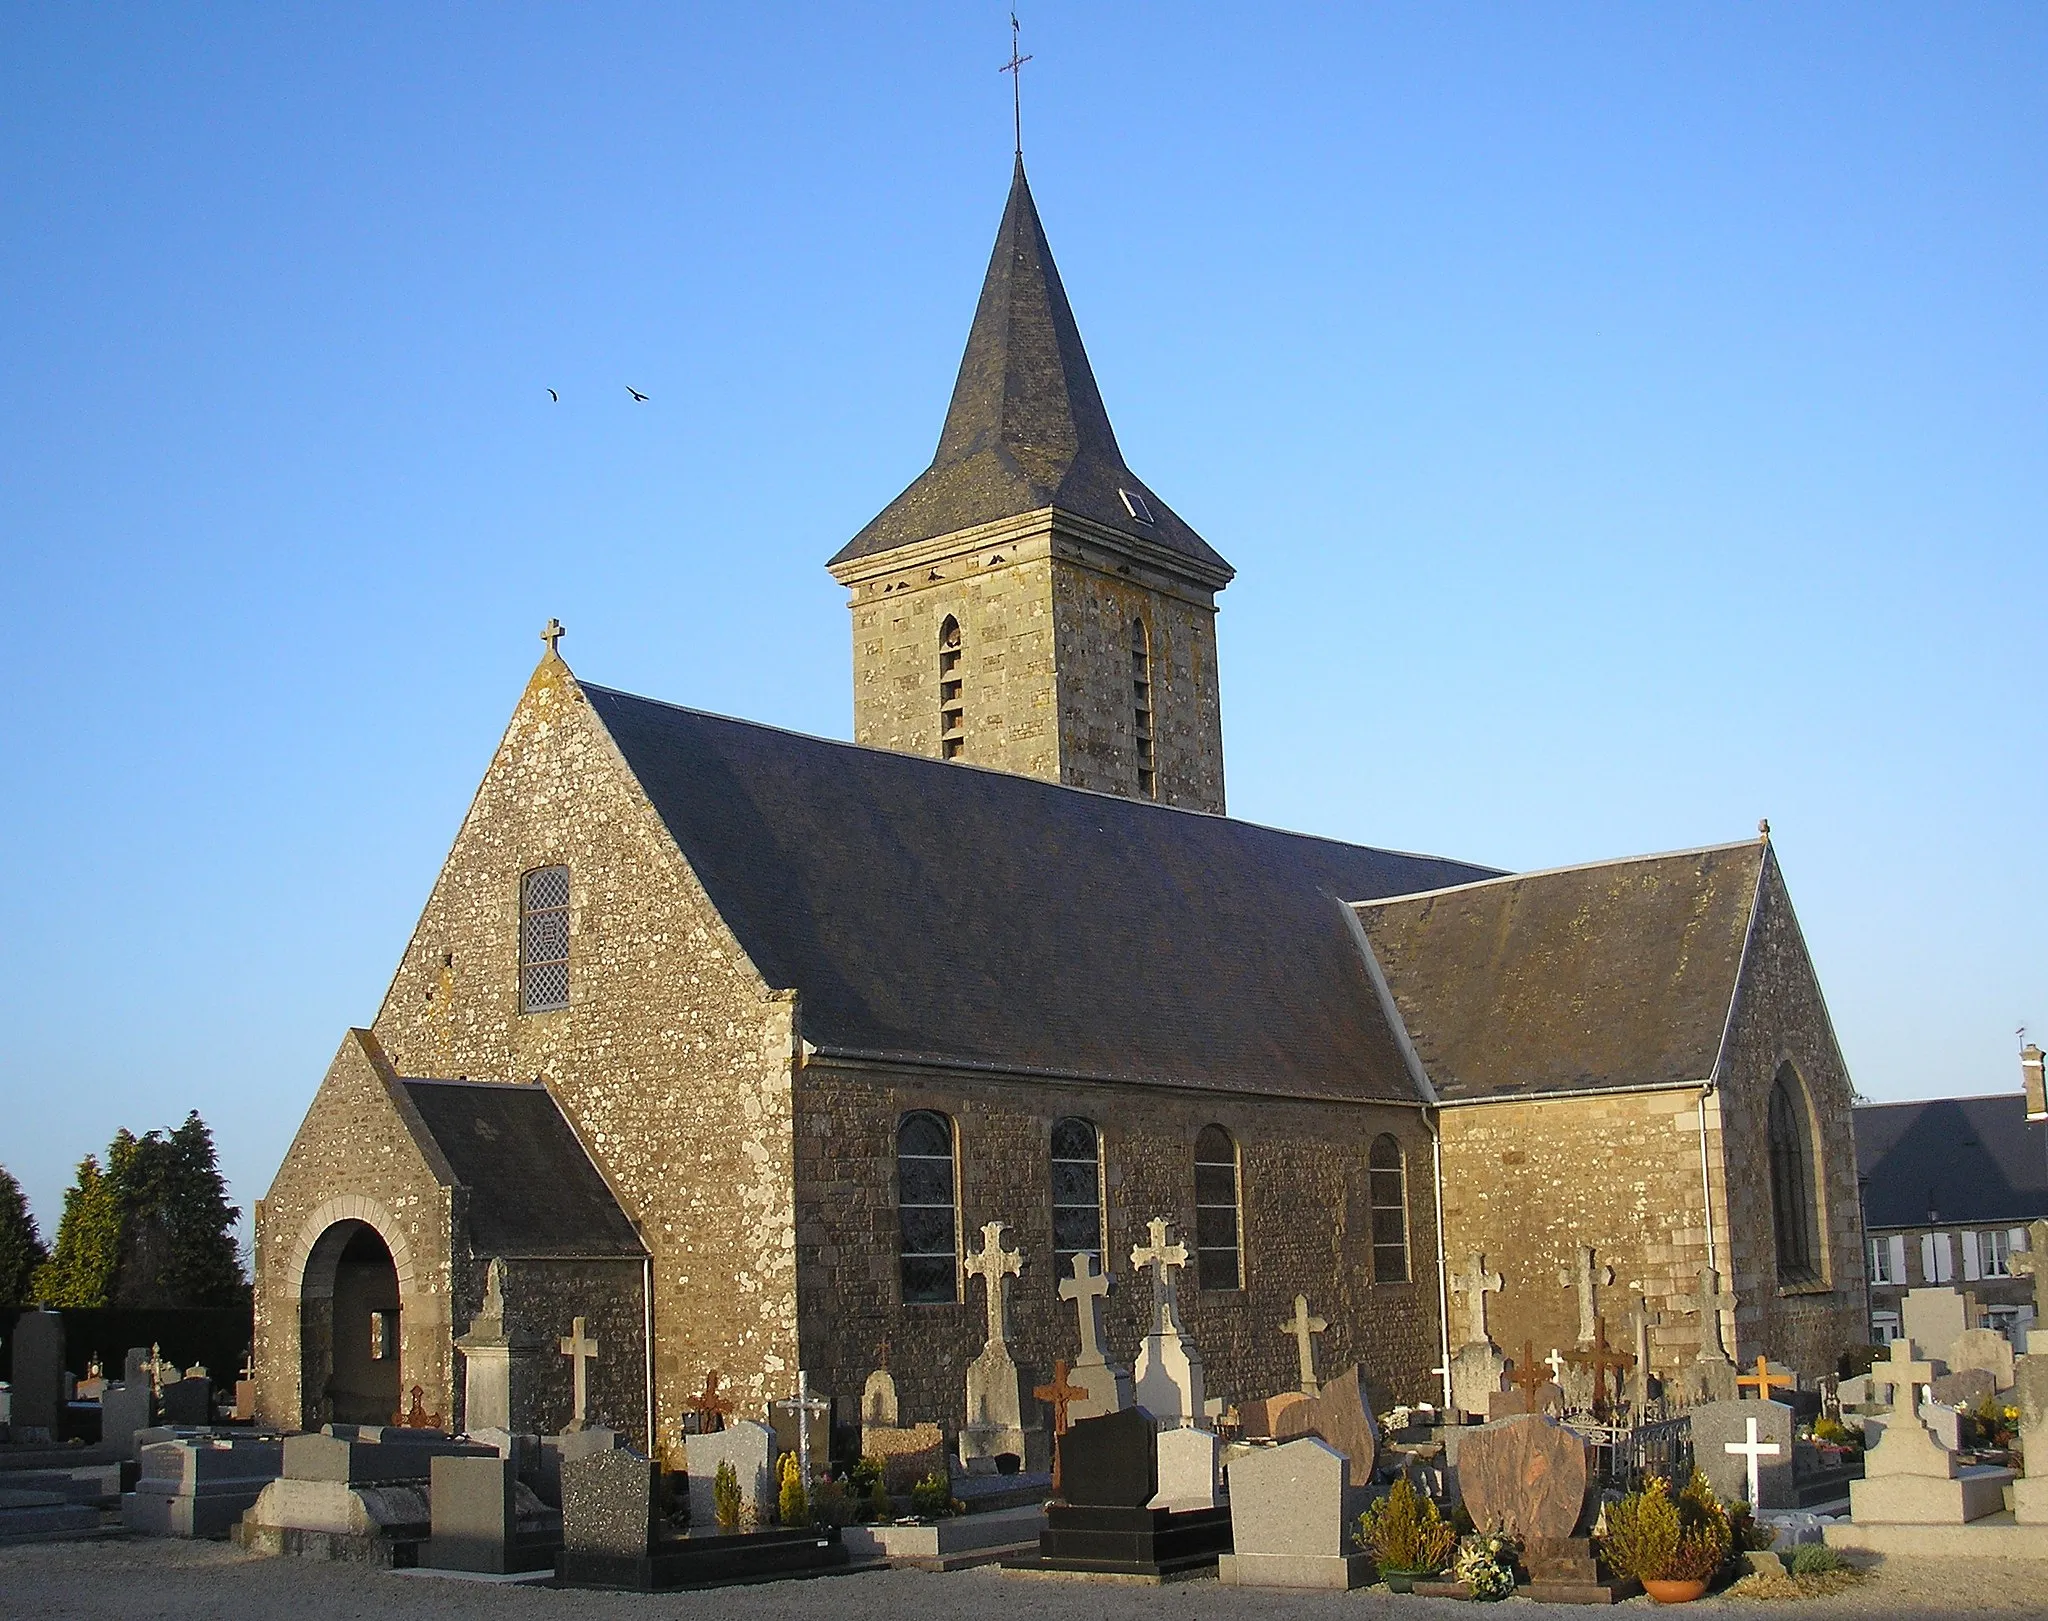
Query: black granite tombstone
[[1062, 1408, 1156, 1507]]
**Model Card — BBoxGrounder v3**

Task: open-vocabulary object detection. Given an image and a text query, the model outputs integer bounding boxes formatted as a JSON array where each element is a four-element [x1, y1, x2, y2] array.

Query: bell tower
[[827, 160, 1233, 814]]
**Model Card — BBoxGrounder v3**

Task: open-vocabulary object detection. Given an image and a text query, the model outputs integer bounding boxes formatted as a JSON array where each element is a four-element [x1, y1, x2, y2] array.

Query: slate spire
[[830, 162, 1230, 578]]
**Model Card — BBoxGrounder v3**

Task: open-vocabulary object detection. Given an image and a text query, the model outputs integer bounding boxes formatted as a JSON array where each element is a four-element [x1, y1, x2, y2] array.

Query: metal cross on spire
[[1001, 13, 1033, 157]]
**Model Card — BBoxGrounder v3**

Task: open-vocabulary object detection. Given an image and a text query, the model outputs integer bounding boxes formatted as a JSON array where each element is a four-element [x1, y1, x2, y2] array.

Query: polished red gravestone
[[1457, 1414, 1593, 1540], [1272, 1364, 1379, 1487]]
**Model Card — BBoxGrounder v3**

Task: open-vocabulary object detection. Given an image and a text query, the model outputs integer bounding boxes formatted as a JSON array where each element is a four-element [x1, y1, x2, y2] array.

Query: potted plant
[[1453, 1531, 1519, 1601], [1353, 1474, 1457, 1591], [1598, 1472, 1731, 1603]]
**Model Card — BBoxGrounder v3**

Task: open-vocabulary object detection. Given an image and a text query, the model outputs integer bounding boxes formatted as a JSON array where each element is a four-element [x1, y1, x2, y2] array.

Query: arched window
[[1194, 1125, 1242, 1291], [1130, 617, 1156, 798], [519, 865, 570, 1012], [1051, 1118, 1104, 1281], [1368, 1134, 1410, 1283], [897, 1111, 959, 1303], [938, 616, 965, 760], [1768, 1065, 1823, 1286]]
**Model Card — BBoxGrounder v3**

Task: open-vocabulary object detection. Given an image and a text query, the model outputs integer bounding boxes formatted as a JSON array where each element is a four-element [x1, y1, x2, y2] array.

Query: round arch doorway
[[299, 1220, 402, 1426]]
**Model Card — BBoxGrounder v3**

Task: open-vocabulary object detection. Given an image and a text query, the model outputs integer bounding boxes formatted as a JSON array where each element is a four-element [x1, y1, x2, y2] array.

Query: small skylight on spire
[[1120, 488, 1155, 524]]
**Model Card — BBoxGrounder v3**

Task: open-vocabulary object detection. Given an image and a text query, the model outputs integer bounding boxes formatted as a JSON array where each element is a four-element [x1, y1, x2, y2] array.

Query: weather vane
[[1001, 12, 1033, 158]]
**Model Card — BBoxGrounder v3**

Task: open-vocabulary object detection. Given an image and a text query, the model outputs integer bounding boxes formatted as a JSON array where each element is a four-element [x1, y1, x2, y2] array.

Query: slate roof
[[400, 1078, 646, 1258], [584, 685, 1498, 1103], [829, 159, 1231, 578], [1353, 843, 1767, 1103], [1855, 1093, 2048, 1229]]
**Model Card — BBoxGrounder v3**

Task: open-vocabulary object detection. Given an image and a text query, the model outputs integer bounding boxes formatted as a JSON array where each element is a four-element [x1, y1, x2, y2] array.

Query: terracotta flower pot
[[1642, 1577, 1708, 1604]]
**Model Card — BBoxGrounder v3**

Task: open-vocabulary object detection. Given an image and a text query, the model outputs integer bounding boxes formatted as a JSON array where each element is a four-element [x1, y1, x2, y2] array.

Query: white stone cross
[[784, 1370, 831, 1487], [1130, 1217, 1191, 1336], [1868, 1338, 1937, 1415], [2008, 1220, 2048, 1320], [559, 1315, 599, 1432], [1450, 1253, 1504, 1347], [1277, 1294, 1329, 1395], [1059, 1251, 1112, 1361], [1725, 1413, 1782, 1510], [1545, 1347, 1569, 1382], [965, 1221, 1024, 1348], [1686, 1263, 1739, 1361], [1559, 1245, 1616, 1345]]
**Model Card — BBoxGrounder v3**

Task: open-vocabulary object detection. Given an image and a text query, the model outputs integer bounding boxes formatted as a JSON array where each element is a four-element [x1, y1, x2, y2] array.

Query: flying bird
[[547, 388, 558, 402], [627, 386, 649, 402]]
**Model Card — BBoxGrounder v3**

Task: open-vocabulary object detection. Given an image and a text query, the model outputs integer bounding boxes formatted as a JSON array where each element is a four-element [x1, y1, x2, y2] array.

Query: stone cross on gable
[[559, 1315, 599, 1432], [1559, 1245, 1616, 1345], [1277, 1294, 1328, 1395], [1449, 1253, 1504, 1347], [1130, 1217, 1191, 1336], [965, 1221, 1024, 1348], [1686, 1263, 1739, 1361], [2008, 1220, 2048, 1320], [1059, 1251, 1112, 1361], [1869, 1338, 1937, 1415]]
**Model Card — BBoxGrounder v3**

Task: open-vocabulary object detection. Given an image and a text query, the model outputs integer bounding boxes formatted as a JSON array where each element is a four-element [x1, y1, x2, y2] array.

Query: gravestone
[[1679, 1265, 1740, 1404], [1849, 1384, 2014, 1525], [1218, 1436, 1372, 1590], [9, 1309, 66, 1440], [1239, 1390, 1308, 1440], [561, 1446, 659, 1558], [2014, 1353, 2048, 1522], [1921, 1399, 1964, 1453], [160, 1375, 212, 1427], [1458, 1414, 1593, 1541], [1837, 1374, 1874, 1410], [1060, 1407, 1156, 1508], [426, 1452, 560, 1572], [1276, 1294, 1328, 1396], [455, 1258, 541, 1435], [861, 1364, 897, 1430], [684, 1418, 775, 1529], [859, 1421, 945, 1492], [1559, 1245, 1615, 1346], [1129, 1219, 1205, 1426], [960, 1221, 1039, 1470], [1692, 1400, 1794, 1510], [1931, 1368, 1997, 1411], [1014, 1405, 1231, 1577], [1947, 1328, 2016, 1392], [124, 1435, 286, 1537], [101, 1381, 155, 1460], [1449, 1341, 1508, 1419], [1273, 1364, 1379, 1486], [1900, 1287, 1971, 1365], [1059, 1252, 1131, 1420], [1151, 1424, 1220, 1512]]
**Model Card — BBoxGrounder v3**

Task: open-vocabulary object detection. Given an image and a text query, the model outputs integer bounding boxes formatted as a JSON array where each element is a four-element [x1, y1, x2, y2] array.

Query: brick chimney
[[2025, 1042, 2046, 1121]]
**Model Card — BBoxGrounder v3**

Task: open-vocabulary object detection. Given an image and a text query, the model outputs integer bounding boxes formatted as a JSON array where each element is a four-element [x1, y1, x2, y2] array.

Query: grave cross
[[1569, 1317, 1635, 1418], [1685, 1263, 1739, 1361], [965, 1221, 1025, 1347], [782, 1370, 831, 1487], [1033, 1358, 1087, 1494], [1277, 1294, 1329, 1395], [1725, 1413, 1782, 1510], [1449, 1252, 1504, 1346], [1508, 1341, 1551, 1405], [393, 1384, 442, 1429], [1545, 1347, 1569, 1383], [146, 1342, 171, 1398], [690, 1369, 733, 1434], [1558, 1245, 1616, 1345], [1059, 1251, 1113, 1361], [559, 1315, 599, 1432], [1628, 1295, 1657, 1395], [2008, 1219, 2048, 1321], [1868, 1338, 1936, 1415], [1130, 1217, 1191, 1336], [1736, 1355, 1794, 1403]]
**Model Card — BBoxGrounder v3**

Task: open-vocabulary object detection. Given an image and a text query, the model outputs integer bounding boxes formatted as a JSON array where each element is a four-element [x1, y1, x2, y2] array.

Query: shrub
[[1599, 1473, 1731, 1583], [808, 1476, 853, 1527], [776, 1452, 808, 1527], [1789, 1542, 1843, 1576], [909, 1469, 958, 1519], [1812, 1415, 1858, 1448], [712, 1459, 742, 1531], [848, 1456, 892, 1522], [1353, 1475, 1457, 1573]]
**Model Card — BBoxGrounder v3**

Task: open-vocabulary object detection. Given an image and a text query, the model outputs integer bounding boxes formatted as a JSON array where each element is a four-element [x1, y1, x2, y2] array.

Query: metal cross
[[540, 617, 565, 655], [558, 1315, 599, 1432], [1725, 1413, 1782, 1510], [1736, 1355, 1795, 1403], [1450, 1253, 1504, 1346], [1059, 1251, 1112, 1361], [1570, 1317, 1635, 1419], [1033, 1358, 1087, 1494], [1508, 1341, 1550, 1405], [1130, 1217, 1190, 1336], [1277, 1294, 1328, 1395], [690, 1369, 733, 1434], [1000, 13, 1033, 157], [965, 1221, 1025, 1348], [783, 1370, 831, 1487]]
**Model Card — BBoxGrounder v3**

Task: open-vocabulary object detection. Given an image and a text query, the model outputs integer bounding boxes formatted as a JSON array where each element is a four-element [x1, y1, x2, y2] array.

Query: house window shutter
[[1921, 1234, 1938, 1282], [1889, 1236, 1907, 1285], [1936, 1234, 1956, 1283], [1963, 1233, 1982, 1280], [2013, 1228, 2031, 1253]]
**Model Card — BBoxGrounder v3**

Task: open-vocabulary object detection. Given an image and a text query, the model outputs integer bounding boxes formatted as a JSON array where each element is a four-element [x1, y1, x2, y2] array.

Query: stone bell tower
[[827, 159, 1233, 814]]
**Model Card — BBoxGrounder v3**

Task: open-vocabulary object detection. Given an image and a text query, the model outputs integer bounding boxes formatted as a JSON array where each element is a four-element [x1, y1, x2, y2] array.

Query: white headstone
[[1060, 1252, 1131, 1421], [684, 1420, 775, 1528], [1946, 1327, 2016, 1391], [1150, 1424, 1221, 1511], [1899, 1288, 1969, 1367], [1691, 1400, 1794, 1509]]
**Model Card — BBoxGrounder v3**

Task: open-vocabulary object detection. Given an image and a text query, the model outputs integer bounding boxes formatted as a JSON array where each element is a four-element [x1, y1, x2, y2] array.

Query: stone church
[[251, 160, 1867, 1453]]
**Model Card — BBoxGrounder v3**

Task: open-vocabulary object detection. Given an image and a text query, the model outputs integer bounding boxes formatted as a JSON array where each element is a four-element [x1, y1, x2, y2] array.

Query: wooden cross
[[1569, 1318, 1635, 1418], [1130, 1217, 1191, 1336], [540, 617, 566, 655], [1508, 1341, 1551, 1405], [965, 1221, 1025, 1348], [1059, 1251, 1113, 1362], [690, 1369, 733, 1434], [1736, 1355, 1794, 1403], [2008, 1220, 2048, 1321], [559, 1315, 599, 1432], [1034, 1358, 1086, 1494], [1277, 1293, 1329, 1395], [1449, 1252, 1504, 1346], [392, 1384, 442, 1429]]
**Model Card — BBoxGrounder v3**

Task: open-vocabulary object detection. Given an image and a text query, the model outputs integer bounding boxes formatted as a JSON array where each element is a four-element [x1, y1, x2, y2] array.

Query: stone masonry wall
[[367, 654, 800, 1447], [1437, 1087, 1729, 1384], [1714, 852, 1868, 1378], [791, 1061, 1441, 1441], [252, 1030, 454, 1430]]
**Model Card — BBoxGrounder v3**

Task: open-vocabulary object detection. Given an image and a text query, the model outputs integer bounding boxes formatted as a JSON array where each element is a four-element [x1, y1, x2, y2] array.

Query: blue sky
[[4, 5, 2042, 1241]]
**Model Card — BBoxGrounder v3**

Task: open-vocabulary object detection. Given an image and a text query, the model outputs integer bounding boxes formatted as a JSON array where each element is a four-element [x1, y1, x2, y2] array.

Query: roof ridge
[[1855, 1091, 2031, 1108], [1352, 838, 1762, 908]]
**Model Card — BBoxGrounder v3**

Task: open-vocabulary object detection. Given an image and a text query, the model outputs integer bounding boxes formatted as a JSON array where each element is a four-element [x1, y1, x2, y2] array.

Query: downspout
[[1698, 1083, 1718, 1274], [644, 1256, 656, 1458], [1432, 1118, 1453, 1410]]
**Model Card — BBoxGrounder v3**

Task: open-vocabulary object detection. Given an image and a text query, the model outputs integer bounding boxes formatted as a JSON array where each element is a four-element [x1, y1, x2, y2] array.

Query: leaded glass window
[[1194, 1124, 1242, 1291], [519, 865, 570, 1012], [1769, 1065, 1822, 1286], [897, 1111, 959, 1304], [1368, 1134, 1410, 1283], [1051, 1117, 1104, 1281]]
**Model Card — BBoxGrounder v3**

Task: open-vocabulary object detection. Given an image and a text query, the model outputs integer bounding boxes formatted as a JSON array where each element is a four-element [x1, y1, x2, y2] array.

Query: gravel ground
[[5, 1540, 2048, 1621]]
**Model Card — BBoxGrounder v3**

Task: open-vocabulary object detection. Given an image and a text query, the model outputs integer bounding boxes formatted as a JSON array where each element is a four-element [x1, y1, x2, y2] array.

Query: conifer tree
[[32, 1154, 121, 1307], [0, 1166, 47, 1304]]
